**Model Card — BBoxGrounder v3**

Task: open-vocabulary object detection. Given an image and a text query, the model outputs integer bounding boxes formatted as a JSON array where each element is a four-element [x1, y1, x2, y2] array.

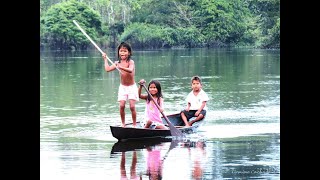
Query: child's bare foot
[[121, 124, 125, 127], [188, 120, 195, 126]]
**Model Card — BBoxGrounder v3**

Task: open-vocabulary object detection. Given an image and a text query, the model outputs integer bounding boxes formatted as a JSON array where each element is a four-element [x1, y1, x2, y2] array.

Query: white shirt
[[186, 89, 209, 110]]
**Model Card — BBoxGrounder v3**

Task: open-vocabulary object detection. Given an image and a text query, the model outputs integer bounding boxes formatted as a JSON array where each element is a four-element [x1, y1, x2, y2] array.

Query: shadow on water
[[111, 137, 173, 153]]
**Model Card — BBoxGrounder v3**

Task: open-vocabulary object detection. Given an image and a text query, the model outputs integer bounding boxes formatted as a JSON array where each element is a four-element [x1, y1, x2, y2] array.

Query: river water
[[40, 48, 280, 179]]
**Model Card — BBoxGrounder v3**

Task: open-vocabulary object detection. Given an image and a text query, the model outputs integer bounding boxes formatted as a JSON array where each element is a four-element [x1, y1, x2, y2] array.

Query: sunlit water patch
[[198, 123, 279, 139]]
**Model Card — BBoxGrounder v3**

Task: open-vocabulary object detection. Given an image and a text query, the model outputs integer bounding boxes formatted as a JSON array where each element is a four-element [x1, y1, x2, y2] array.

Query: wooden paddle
[[140, 83, 185, 138], [72, 20, 122, 74], [161, 139, 179, 161]]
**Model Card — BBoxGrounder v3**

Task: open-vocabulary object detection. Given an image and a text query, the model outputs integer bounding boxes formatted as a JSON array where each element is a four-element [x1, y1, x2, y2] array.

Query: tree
[[41, 0, 103, 50], [245, 0, 280, 48], [192, 0, 250, 47]]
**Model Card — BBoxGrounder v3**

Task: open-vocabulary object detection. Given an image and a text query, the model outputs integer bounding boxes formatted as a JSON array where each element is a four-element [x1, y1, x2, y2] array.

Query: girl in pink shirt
[[138, 79, 168, 129]]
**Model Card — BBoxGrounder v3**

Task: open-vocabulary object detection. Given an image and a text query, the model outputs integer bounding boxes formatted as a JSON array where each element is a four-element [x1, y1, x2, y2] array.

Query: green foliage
[[175, 27, 205, 48], [192, 0, 249, 47], [240, 15, 262, 46], [120, 23, 167, 48], [120, 23, 204, 48], [41, 0, 103, 50], [260, 17, 280, 48], [245, 0, 280, 48], [40, 0, 280, 49]]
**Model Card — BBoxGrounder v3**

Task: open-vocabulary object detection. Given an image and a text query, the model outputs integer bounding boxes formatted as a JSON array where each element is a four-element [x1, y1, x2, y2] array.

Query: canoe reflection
[[111, 137, 172, 153]]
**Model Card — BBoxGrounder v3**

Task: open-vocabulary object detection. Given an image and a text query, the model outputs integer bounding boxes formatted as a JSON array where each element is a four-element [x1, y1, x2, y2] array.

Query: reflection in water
[[179, 139, 207, 180], [112, 138, 208, 180], [120, 151, 141, 180], [146, 145, 163, 180], [188, 141, 206, 180], [113, 138, 175, 180]]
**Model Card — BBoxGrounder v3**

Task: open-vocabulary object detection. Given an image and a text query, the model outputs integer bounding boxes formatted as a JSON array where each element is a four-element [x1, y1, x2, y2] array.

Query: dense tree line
[[40, 0, 279, 50]]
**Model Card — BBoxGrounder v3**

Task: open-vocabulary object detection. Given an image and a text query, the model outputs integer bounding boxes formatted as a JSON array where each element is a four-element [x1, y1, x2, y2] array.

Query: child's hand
[[102, 53, 107, 59], [195, 110, 200, 116], [139, 79, 146, 86], [114, 61, 123, 69]]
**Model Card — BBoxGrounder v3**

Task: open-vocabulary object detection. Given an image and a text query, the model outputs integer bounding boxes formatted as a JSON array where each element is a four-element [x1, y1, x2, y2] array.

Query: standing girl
[[102, 42, 139, 127], [138, 79, 168, 129]]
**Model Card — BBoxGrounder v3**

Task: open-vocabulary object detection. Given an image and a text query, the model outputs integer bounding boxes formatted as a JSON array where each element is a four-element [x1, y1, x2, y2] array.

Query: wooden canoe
[[110, 113, 203, 141]]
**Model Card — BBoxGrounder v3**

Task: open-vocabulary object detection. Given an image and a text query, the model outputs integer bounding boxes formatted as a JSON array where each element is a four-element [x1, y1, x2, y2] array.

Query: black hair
[[117, 42, 132, 62], [191, 75, 202, 84], [147, 80, 163, 105]]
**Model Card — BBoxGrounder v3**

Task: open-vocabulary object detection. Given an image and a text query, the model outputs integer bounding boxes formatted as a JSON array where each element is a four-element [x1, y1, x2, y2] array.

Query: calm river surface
[[40, 48, 280, 180]]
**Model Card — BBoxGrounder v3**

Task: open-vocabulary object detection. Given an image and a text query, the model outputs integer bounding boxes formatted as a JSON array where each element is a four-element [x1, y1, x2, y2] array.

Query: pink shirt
[[145, 98, 163, 123]]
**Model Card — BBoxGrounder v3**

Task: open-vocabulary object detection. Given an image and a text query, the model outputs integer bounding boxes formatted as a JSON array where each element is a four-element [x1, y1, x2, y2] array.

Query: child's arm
[[185, 102, 191, 111], [159, 97, 164, 112], [102, 53, 117, 72], [195, 101, 207, 116], [138, 79, 148, 99], [118, 60, 134, 73]]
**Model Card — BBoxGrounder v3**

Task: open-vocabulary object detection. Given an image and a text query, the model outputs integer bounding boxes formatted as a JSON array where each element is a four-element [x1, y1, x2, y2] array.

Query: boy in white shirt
[[181, 76, 209, 127]]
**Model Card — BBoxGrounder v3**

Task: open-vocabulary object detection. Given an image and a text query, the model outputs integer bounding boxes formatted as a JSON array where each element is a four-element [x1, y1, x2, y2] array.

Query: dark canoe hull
[[110, 113, 203, 141]]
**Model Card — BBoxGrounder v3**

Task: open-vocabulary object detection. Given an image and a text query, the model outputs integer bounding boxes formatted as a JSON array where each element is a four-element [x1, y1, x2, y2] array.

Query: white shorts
[[117, 83, 139, 102]]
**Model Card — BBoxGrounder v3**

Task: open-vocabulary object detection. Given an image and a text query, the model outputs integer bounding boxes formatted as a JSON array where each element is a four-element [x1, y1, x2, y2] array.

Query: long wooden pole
[[73, 20, 122, 74]]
